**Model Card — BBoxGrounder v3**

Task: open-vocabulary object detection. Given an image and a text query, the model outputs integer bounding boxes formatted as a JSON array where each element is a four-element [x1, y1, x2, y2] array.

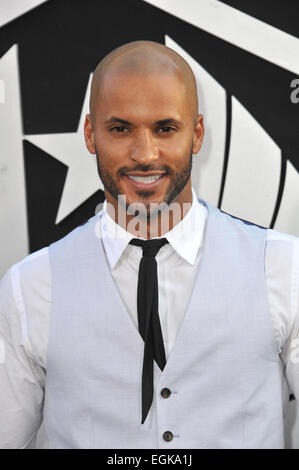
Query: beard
[[95, 146, 193, 220]]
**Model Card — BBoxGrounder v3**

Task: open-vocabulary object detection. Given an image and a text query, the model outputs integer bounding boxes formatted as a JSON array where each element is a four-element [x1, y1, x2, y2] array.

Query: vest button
[[160, 387, 171, 398], [163, 431, 173, 442]]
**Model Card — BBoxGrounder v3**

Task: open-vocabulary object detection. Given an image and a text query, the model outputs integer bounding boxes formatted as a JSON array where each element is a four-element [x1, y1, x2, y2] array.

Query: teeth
[[127, 174, 163, 183]]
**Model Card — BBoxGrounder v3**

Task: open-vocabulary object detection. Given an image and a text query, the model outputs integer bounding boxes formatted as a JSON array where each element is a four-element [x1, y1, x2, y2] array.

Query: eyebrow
[[104, 116, 183, 127]]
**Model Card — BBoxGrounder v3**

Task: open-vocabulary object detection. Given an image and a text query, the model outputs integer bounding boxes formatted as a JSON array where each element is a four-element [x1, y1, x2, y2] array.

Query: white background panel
[[221, 96, 281, 227]]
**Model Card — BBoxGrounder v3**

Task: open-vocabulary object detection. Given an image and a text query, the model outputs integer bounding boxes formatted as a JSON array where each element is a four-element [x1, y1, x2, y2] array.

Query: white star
[[25, 73, 104, 224]]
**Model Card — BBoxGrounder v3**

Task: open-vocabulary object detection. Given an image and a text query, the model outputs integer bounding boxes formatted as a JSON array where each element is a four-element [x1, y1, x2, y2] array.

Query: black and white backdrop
[[0, 0, 298, 448]]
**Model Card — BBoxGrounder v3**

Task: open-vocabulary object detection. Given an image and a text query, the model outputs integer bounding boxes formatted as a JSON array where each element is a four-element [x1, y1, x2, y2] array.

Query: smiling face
[[84, 42, 204, 230]]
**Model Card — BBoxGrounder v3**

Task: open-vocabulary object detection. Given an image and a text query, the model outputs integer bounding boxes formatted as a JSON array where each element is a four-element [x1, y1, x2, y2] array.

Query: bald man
[[0, 40, 298, 449], [85, 40, 203, 237]]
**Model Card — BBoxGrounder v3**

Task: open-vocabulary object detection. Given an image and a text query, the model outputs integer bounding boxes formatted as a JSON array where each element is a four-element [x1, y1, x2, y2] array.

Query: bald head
[[89, 40, 198, 123]]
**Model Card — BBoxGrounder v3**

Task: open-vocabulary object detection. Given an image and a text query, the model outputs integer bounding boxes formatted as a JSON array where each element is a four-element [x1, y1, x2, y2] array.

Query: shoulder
[[200, 198, 268, 240], [49, 213, 102, 253], [2, 213, 100, 303], [0, 246, 51, 366], [9, 246, 50, 292], [218, 207, 268, 231], [217, 205, 299, 260], [265, 227, 299, 290], [267, 226, 299, 245], [265, 228, 299, 271], [5, 247, 52, 335], [264, 228, 299, 359], [199, 197, 265, 228], [12, 213, 102, 285]]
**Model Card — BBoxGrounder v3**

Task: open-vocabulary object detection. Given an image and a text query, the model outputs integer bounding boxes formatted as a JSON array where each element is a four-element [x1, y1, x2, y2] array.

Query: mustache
[[120, 165, 170, 175]]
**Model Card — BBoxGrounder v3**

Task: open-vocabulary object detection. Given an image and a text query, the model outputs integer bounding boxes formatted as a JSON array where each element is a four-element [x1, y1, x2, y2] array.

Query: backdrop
[[0, 0, 298, 449]]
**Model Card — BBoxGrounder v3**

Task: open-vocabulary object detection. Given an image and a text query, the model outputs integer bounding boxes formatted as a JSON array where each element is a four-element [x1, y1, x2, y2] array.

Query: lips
[[124, 172, 167, 190], [127, 174, 162, 183]]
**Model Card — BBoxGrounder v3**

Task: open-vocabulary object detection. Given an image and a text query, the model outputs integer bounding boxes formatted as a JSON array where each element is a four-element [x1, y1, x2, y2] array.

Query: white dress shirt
[[0, 187, 298, 449]]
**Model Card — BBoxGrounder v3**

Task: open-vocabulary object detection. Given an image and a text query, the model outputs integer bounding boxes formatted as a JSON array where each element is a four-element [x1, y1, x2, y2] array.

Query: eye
[[110, 126, 129, 133], [157, 126, 176, 133]]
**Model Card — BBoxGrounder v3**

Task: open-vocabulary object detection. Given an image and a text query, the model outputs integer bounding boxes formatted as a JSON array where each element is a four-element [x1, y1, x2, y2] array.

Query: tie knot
[[129, 237, 169, 257]]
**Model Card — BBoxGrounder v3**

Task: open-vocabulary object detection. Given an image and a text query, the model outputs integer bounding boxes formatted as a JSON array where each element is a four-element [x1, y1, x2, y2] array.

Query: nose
[[130, 129, 159, 165]]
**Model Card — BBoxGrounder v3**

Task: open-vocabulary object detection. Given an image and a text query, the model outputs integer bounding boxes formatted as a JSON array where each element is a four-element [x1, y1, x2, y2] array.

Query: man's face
[[84, 69, 204, 216]]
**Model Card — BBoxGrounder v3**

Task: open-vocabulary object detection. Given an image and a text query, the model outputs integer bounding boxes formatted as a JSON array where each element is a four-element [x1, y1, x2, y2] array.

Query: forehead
[[94, 70, 190, 121]]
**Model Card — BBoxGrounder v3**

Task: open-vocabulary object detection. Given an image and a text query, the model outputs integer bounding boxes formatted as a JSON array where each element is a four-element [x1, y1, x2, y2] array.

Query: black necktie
[[129, 237, 169, 424]]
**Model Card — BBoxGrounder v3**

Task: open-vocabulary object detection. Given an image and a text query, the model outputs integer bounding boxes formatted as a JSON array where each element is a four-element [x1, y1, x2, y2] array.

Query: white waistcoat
[[44, 198, 289, 449]]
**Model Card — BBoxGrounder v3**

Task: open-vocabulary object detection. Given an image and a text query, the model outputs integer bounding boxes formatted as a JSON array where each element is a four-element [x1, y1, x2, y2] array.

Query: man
[[0, 40, 298, 449]]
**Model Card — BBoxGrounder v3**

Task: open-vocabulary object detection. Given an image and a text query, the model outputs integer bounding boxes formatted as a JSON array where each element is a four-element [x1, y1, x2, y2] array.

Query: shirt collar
[[99, 187, 207, 269]]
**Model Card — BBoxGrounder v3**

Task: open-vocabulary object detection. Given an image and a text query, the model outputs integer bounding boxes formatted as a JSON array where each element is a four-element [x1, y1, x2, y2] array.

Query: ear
[[84, 113, 96, 154], [192, 114, 204, 155]]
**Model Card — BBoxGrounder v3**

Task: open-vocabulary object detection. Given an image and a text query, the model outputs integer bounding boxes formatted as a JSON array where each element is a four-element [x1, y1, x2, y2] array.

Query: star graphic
[[25, 73, 104, 224]]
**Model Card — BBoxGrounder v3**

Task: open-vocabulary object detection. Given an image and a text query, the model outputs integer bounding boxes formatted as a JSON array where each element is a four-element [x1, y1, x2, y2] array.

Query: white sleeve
[[0, 266, 45, 449], [280, 237, 299, 402], [265, 229, 299, 404]]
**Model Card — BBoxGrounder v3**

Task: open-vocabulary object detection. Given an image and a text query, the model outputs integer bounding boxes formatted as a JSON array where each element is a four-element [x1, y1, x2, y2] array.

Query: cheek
[[95, 139, 127, 165], [97, 132, 131, 153], [161, 140, 191, 164]]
